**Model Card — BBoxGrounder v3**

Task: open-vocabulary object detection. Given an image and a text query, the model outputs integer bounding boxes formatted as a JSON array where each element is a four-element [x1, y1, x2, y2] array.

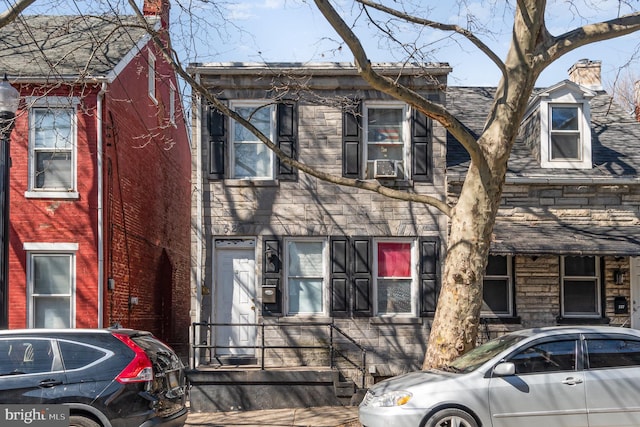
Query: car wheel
[[423, 408, 478, 427], [69, 415, 101, 427]]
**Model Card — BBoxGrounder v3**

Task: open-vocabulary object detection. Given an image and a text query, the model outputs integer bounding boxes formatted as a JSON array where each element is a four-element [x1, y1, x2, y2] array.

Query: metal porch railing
[[191, 321, 367, 388]]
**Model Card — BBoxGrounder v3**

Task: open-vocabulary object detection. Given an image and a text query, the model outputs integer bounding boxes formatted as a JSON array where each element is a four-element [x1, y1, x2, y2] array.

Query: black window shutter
[[352, 237, 372, 316], [330, 237, 350, 317], [208, 106, 226, 179], [411, 108, 432, 182], [277, 102, 298, 181], [262, 236, 282, 316], [419, 237, 440, 316], [342, 102, 362, 178]]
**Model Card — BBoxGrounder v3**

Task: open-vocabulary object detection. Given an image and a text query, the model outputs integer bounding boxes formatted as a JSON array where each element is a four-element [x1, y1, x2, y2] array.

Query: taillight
[[112, 333, 153, 383]]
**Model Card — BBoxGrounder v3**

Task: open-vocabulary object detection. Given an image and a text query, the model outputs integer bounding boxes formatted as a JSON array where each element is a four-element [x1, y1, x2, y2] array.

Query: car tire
[[423, 408, 478, 427], [69, 415, 101, 427]]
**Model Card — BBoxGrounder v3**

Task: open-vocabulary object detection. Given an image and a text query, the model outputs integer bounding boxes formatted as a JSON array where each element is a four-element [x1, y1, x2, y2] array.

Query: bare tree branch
[[0, 0, 36, 28], [355, 0, 507, 78], [536, 12, 640, 69], [314, 0, 488, 173], [127, 0, 452, 216]]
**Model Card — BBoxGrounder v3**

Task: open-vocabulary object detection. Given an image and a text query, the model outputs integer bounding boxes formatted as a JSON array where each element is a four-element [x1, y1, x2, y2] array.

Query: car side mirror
[[493, 362, 515, 377]]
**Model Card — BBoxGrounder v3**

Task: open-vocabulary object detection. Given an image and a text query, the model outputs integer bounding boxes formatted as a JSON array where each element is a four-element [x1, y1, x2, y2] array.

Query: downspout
[[192, 72, 203, 368], [97, 82, 107, 328]]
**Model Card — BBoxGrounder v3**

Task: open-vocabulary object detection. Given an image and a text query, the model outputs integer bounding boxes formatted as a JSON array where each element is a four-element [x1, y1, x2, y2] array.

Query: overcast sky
[[176, 0, 640, 88]]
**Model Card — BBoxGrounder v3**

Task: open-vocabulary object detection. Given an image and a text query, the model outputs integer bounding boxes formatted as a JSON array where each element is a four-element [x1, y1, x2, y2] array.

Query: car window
[[509, 340, 577, 374], [586, 339, 640, 369], [59, 340, 108, 370], [0, 338, 54, 375], [448, 333, 527, 373]]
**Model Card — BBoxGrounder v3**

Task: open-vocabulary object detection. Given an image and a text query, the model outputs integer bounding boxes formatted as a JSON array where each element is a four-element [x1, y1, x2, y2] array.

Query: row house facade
[[447, 60, 640, 338], [0, 0, 191, 354], [189, 60, 640, 386], [189, 63, 449, 381]]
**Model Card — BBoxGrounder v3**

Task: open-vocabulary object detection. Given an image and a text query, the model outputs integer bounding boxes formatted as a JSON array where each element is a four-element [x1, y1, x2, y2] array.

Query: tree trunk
[[422, 161, 500, 368], [423, 0, 546, 369]]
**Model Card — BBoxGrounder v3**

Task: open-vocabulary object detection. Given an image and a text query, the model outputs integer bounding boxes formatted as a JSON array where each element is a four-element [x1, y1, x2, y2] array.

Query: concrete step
[[187, 367, 361, 412]]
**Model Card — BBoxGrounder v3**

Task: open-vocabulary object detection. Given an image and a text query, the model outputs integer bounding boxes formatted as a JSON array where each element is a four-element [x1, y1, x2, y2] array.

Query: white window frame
[[540, 95, 592, 169], [373, 238, 418, 316], [25, 96, 79, 199], [481, 255, 513, 318], [229, 100, 276, 180], [284, 238, 328, 316], [561, 255, 601, 318], [148, 50, 157, 104], [24, 242, 78, 328], [363, 102, 410, 180]]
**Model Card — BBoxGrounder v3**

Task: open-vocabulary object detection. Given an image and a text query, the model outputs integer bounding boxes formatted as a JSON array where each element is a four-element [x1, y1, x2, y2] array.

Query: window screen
[[482, 255, 512, 316], [562, 256, 599, 317], [287, 241, 324, 314], [550, 106, 580, 160]]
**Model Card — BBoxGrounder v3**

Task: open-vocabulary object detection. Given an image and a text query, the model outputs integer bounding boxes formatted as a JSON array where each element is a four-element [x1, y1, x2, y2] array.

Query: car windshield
[[443, 333, 528, 373]]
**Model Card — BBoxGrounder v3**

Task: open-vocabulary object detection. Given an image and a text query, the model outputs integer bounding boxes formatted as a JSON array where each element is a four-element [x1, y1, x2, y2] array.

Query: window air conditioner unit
[[373, 159, 397, 178]]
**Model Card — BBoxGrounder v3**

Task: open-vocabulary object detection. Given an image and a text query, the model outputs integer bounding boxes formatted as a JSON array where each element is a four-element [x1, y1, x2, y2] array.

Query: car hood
[[370, 369, 456, 393]]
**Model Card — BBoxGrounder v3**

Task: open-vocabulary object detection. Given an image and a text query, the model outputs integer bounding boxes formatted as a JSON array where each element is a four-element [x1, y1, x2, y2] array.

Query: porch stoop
[[186, 366, 364, 412]]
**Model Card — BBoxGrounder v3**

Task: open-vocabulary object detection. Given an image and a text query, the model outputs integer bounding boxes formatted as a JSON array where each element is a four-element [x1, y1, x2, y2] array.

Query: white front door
[[631, 257, 640, 329], [214, 246, 256, 356]]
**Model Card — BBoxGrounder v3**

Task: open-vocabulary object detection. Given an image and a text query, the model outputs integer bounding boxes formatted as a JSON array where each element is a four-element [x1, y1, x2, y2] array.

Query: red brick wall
[[8, 85, 101, 328], [5, 40, 191, 358], [103, 41, 191, 355]]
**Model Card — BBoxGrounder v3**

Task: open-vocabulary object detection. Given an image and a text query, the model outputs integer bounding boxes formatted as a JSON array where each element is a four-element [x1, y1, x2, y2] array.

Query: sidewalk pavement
[[185, 406, 362, 427]]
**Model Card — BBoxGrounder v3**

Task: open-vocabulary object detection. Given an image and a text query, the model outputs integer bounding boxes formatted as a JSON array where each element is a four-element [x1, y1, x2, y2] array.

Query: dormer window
[[537, 82, 594, 169], [550, 105, 581, 161]]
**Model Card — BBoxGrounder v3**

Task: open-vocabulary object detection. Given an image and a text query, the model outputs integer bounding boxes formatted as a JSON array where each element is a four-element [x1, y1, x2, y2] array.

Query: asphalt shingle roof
[[446, 85, 640, 180], [0, 14, 155, 80], [446, 85, 640, 255]]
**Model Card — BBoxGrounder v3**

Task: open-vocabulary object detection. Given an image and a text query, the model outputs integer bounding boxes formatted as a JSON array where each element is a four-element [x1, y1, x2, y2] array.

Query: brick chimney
[[143, 0, 170, 29], [568, 59, 602, 91]]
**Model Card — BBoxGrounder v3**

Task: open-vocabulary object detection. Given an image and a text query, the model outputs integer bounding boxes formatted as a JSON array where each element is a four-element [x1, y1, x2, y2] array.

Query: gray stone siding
[[192, 67, 451, 386]]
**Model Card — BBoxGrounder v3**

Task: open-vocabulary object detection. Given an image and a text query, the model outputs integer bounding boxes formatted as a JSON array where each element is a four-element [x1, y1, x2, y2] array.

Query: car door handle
[[562, 377, 583, 385], [39, 379, 63, 388]]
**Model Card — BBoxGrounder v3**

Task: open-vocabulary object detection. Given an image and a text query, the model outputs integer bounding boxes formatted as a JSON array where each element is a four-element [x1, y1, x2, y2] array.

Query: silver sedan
[[359, 326, 640, 427]]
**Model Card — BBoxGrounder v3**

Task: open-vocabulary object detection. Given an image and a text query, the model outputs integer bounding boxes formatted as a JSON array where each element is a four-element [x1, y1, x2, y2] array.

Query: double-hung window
[[230, 102, 275, 179], [286, 240, 326, 315], [538, 88, 592, 169], [342, 101, 431, 182], [549, 105, 581, 161], [562, 256, 600, 317], [28, 97, 78, 198], [375, 241, 415, 315], [268, 236, 438, 317], [25, 243, 77, 328], [364, 103, 409, 179], [482, 255, 513, 317]]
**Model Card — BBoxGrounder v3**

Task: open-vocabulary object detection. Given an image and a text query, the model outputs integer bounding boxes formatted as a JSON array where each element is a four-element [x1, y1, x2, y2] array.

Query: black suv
[[0, 328, 188, 427]]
